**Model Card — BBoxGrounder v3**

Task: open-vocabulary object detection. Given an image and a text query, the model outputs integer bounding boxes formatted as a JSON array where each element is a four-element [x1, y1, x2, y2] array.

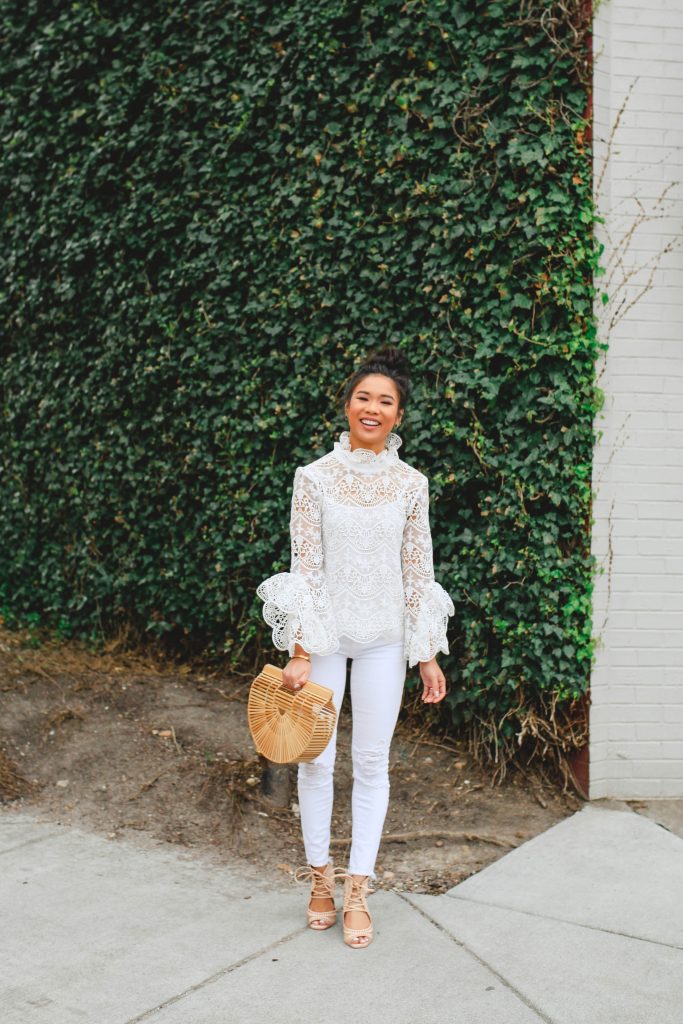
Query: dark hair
[[342, 346, 412, 412]]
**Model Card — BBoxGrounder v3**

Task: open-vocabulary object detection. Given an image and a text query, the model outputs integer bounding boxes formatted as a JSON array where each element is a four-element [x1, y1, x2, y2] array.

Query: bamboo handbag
[[247, 663, 337, 764]]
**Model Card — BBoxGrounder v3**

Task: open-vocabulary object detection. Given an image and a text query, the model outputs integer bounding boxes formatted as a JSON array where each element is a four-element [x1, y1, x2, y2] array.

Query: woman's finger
[[422, 681, 447, 702], [282, 668, 309, 691]]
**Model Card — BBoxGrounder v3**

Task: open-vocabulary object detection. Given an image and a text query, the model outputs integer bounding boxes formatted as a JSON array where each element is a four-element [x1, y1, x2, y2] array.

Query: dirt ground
[[0, 625, 583, 894]]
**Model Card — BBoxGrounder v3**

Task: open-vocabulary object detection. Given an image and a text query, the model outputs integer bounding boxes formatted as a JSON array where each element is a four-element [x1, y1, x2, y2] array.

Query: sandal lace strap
[[343, 874, 371, 912], [294, 864, 335, 899]]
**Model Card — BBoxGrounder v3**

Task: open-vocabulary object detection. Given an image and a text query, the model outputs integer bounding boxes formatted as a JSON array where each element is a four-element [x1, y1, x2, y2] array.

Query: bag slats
[[247, 663, 337, 764]]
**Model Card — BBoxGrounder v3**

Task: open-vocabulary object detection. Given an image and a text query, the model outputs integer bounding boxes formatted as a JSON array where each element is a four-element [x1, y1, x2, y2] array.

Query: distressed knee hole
[[298, 760, 333, 788], [352, 745, 389, 788]]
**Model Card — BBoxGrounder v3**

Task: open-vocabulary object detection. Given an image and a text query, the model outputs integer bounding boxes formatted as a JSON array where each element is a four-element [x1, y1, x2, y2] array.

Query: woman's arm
[[401, 475, 455, 678], [256, 466, 337, 679]]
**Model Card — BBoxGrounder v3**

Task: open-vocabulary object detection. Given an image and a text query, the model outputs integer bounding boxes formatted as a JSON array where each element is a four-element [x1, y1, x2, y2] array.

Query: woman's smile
[[345, 373, 402, 453]]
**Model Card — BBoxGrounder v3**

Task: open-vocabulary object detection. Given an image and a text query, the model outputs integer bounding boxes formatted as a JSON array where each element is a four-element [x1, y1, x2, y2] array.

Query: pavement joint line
[[397, 893, 554, 1024], [123, 924, 309, 1023], [443, 893, 683, 952], [632, 814, 683, 845], [0, 833, 63, 857]]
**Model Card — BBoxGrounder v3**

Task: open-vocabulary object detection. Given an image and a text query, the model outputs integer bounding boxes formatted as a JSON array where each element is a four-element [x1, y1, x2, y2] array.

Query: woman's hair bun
[[361, 345, 410, 380]]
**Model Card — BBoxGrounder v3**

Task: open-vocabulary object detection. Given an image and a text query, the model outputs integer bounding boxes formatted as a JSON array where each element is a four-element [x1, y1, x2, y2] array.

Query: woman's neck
[[347, 430, 386, 455], [349, 440, 385, 454]]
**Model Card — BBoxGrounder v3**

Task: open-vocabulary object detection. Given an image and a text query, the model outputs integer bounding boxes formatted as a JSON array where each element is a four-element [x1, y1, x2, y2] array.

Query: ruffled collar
[[332, 430, 402, 472]]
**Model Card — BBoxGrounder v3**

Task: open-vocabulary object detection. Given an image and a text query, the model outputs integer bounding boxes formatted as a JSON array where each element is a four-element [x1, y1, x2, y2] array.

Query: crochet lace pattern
[[256, 430, 454, 668]]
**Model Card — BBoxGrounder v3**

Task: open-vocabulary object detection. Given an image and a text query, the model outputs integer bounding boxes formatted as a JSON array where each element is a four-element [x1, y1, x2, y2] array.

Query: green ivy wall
[[0, 1, 602, 769]]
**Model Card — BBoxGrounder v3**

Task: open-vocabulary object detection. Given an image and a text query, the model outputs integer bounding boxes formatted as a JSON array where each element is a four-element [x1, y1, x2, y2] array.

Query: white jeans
[[297, 632, 407, 879]]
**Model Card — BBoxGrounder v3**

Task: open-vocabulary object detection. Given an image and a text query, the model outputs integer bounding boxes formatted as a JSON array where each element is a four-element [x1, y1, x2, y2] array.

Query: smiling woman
[[255, 346, 454, 950], [346, 376, 403, 451], [343, 352, 411, 456]]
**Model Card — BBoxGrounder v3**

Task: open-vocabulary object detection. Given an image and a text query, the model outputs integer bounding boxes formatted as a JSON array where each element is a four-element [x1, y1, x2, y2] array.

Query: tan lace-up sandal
[[341, 873, 374, 949], [294, 863, 344, 930]]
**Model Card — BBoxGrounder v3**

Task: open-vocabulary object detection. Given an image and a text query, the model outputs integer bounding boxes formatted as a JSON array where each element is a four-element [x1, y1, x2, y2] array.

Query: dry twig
[[331, 830, 517, 850]]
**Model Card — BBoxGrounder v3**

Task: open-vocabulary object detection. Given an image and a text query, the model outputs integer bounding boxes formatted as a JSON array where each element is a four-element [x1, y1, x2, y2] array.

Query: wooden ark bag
[[247, 663, 337, 764]]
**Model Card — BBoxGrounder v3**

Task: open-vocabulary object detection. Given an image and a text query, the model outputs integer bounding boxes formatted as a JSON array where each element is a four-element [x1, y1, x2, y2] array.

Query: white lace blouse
[[256, 430, 455, 668]]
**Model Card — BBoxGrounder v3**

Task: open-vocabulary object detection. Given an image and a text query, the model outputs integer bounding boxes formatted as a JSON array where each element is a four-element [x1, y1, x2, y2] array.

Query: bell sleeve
[[256, 466, 338, 657], [401, 475, 455, 668]]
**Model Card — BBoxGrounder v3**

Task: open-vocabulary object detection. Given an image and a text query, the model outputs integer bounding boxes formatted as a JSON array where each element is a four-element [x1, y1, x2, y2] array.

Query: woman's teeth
[[360, 419, 380, 427]]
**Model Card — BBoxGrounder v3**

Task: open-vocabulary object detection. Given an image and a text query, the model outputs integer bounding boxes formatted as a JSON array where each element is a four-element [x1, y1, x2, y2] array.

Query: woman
[[256, 347, 454, 948]]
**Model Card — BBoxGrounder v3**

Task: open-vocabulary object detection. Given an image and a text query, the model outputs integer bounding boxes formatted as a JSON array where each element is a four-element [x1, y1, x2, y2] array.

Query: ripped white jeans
[[297, 632, 407, 879]]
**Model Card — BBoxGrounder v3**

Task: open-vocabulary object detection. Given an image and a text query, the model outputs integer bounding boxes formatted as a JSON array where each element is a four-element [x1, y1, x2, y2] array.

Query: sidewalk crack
[[398, 893, 555, 1024], [0, 834, 60, 856], [124, 925, 308, 1023], [444, 893, 683, 951]]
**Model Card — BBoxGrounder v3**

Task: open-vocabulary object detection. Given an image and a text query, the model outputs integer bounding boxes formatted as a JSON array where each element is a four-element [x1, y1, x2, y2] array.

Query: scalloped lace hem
[[256, 573, 339, 656], [405, 581, 455, 667]]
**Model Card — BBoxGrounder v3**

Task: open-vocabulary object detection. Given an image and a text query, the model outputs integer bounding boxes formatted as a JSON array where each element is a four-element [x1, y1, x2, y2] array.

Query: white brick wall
[[589, 0, 683, 798]]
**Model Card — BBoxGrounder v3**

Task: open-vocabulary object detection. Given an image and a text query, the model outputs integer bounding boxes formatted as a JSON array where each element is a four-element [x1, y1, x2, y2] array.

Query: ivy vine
[[0, 0, 604, 773]]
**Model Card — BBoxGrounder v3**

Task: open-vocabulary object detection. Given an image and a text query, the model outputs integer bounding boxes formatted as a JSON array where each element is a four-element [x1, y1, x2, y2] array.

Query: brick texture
[[589, 0, 683, 798]]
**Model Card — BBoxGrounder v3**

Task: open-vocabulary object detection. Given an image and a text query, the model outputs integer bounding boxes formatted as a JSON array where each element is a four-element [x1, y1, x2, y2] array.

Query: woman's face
[[345, 373, 403, 453]]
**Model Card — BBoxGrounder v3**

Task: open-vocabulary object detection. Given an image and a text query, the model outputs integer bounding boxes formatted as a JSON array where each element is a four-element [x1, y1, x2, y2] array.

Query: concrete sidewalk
[[2, 803, 682, 1024]]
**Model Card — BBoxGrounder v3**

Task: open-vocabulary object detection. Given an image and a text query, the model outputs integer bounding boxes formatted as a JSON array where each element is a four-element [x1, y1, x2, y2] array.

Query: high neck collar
[[332, 430, 402, 472]]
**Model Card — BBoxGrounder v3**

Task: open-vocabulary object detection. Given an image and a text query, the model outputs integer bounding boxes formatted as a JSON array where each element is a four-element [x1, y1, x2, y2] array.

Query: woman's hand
[[281, 657, 311, 692], [419, 657, 447, 703]]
